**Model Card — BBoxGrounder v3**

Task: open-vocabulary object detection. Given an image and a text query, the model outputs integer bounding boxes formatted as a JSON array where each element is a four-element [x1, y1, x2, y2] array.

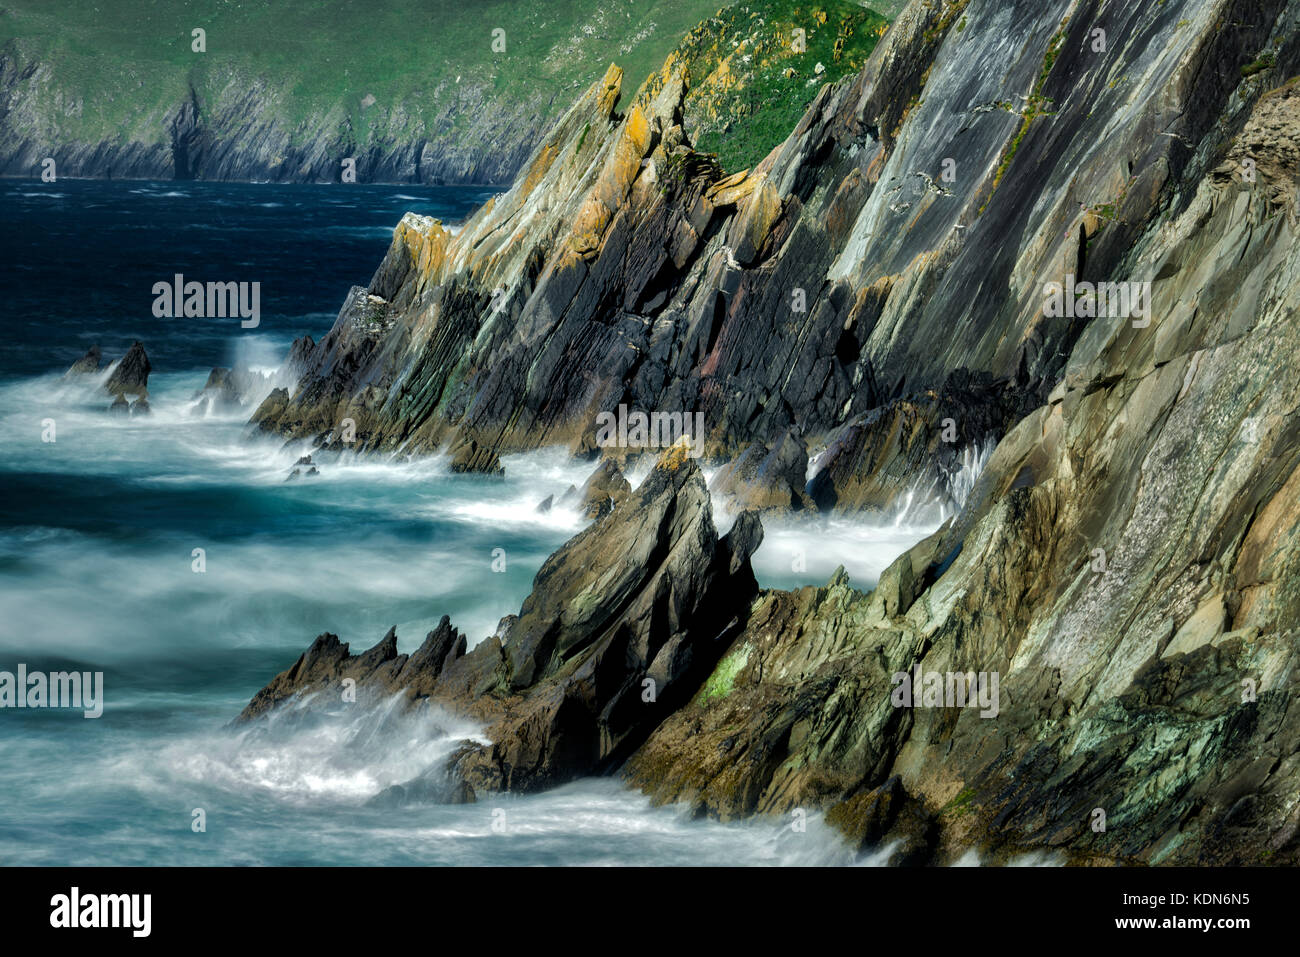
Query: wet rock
[[129, 396, 151, 416], [448, 439, 504, 476], [232, 0, 1300, 866], [104, 341, 151, 397], [577, 459, 631, 519], [250, 388, 290, 431], [64, 345, 102, 378], [825, 777, 938, 866], [108, 394, 130, 415], [710, 430, 812, 514], [806, 371, 1030, 516], [628, 65, 1300, 866], [536, 494, 554, 514], [191, 367, 246, 412]]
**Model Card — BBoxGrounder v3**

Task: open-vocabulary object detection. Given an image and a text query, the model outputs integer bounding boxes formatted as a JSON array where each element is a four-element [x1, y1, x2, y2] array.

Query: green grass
[[981, 20, 1066, 208], [942, 786, 976, 815], [697, 643, 751, 703], [667, 0, 891, 173], [1240, 51, 1276, 78]]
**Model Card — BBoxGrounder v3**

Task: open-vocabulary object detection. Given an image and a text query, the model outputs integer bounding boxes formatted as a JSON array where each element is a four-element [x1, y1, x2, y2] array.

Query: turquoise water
[[0, 181, 930, 865]]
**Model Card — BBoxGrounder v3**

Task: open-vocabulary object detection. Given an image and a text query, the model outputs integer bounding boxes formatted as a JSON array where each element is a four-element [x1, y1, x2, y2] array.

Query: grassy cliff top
[[0, 0, 893, 176], [0, 0, 734, 144], [667, 0, 891, 173]]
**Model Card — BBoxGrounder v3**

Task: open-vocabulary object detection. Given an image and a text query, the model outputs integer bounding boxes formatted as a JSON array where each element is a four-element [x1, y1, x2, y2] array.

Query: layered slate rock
[[576, 458, 631, 519], [233, 0, 1300, 867], [626, 72, 1300, 866], [248, 0, 1295, 513], [239, 444, 764, 796]]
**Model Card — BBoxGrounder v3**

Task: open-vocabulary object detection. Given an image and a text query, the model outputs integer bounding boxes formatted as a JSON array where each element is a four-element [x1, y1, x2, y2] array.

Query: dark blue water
[[1, 180, 494, 378], [0, 179, 878, 865]]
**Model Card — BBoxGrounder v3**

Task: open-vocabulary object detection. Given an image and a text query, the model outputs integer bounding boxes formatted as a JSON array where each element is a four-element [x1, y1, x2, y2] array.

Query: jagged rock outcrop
[[239, 446, 766, 795], [448, 438, 504, 476], [710, 430, 814, 514], [191, 365, 271, 414], [806, 370, 1029, 516], [104, 341, 151, 397], [63, 345, 101, 378]]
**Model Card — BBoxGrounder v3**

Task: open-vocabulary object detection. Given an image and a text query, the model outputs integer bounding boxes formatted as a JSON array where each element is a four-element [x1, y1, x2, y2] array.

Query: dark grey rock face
[[626, 43, 1300, 866], [711, 430, 813, 514], [577, 459, 631, 519]]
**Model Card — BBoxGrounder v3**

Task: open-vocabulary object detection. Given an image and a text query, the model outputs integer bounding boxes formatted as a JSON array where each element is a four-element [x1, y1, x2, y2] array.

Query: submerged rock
[[64, 345, 102, 378]]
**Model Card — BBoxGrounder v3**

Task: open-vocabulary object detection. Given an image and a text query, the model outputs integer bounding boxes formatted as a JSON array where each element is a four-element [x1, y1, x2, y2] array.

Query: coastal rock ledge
[[239, 444, 764, 796]]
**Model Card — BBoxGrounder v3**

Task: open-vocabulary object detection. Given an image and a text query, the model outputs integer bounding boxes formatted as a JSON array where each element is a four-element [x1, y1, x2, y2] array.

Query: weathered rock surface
[[448, 439, 504, 476], [710, 430, 813, 514], [577, 459, 631, 519], [251, 0, 1297, 511]]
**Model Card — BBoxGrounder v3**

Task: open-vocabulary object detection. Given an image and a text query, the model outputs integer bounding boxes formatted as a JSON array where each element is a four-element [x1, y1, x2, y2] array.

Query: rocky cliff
[[241, 0, 1300, 865]]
